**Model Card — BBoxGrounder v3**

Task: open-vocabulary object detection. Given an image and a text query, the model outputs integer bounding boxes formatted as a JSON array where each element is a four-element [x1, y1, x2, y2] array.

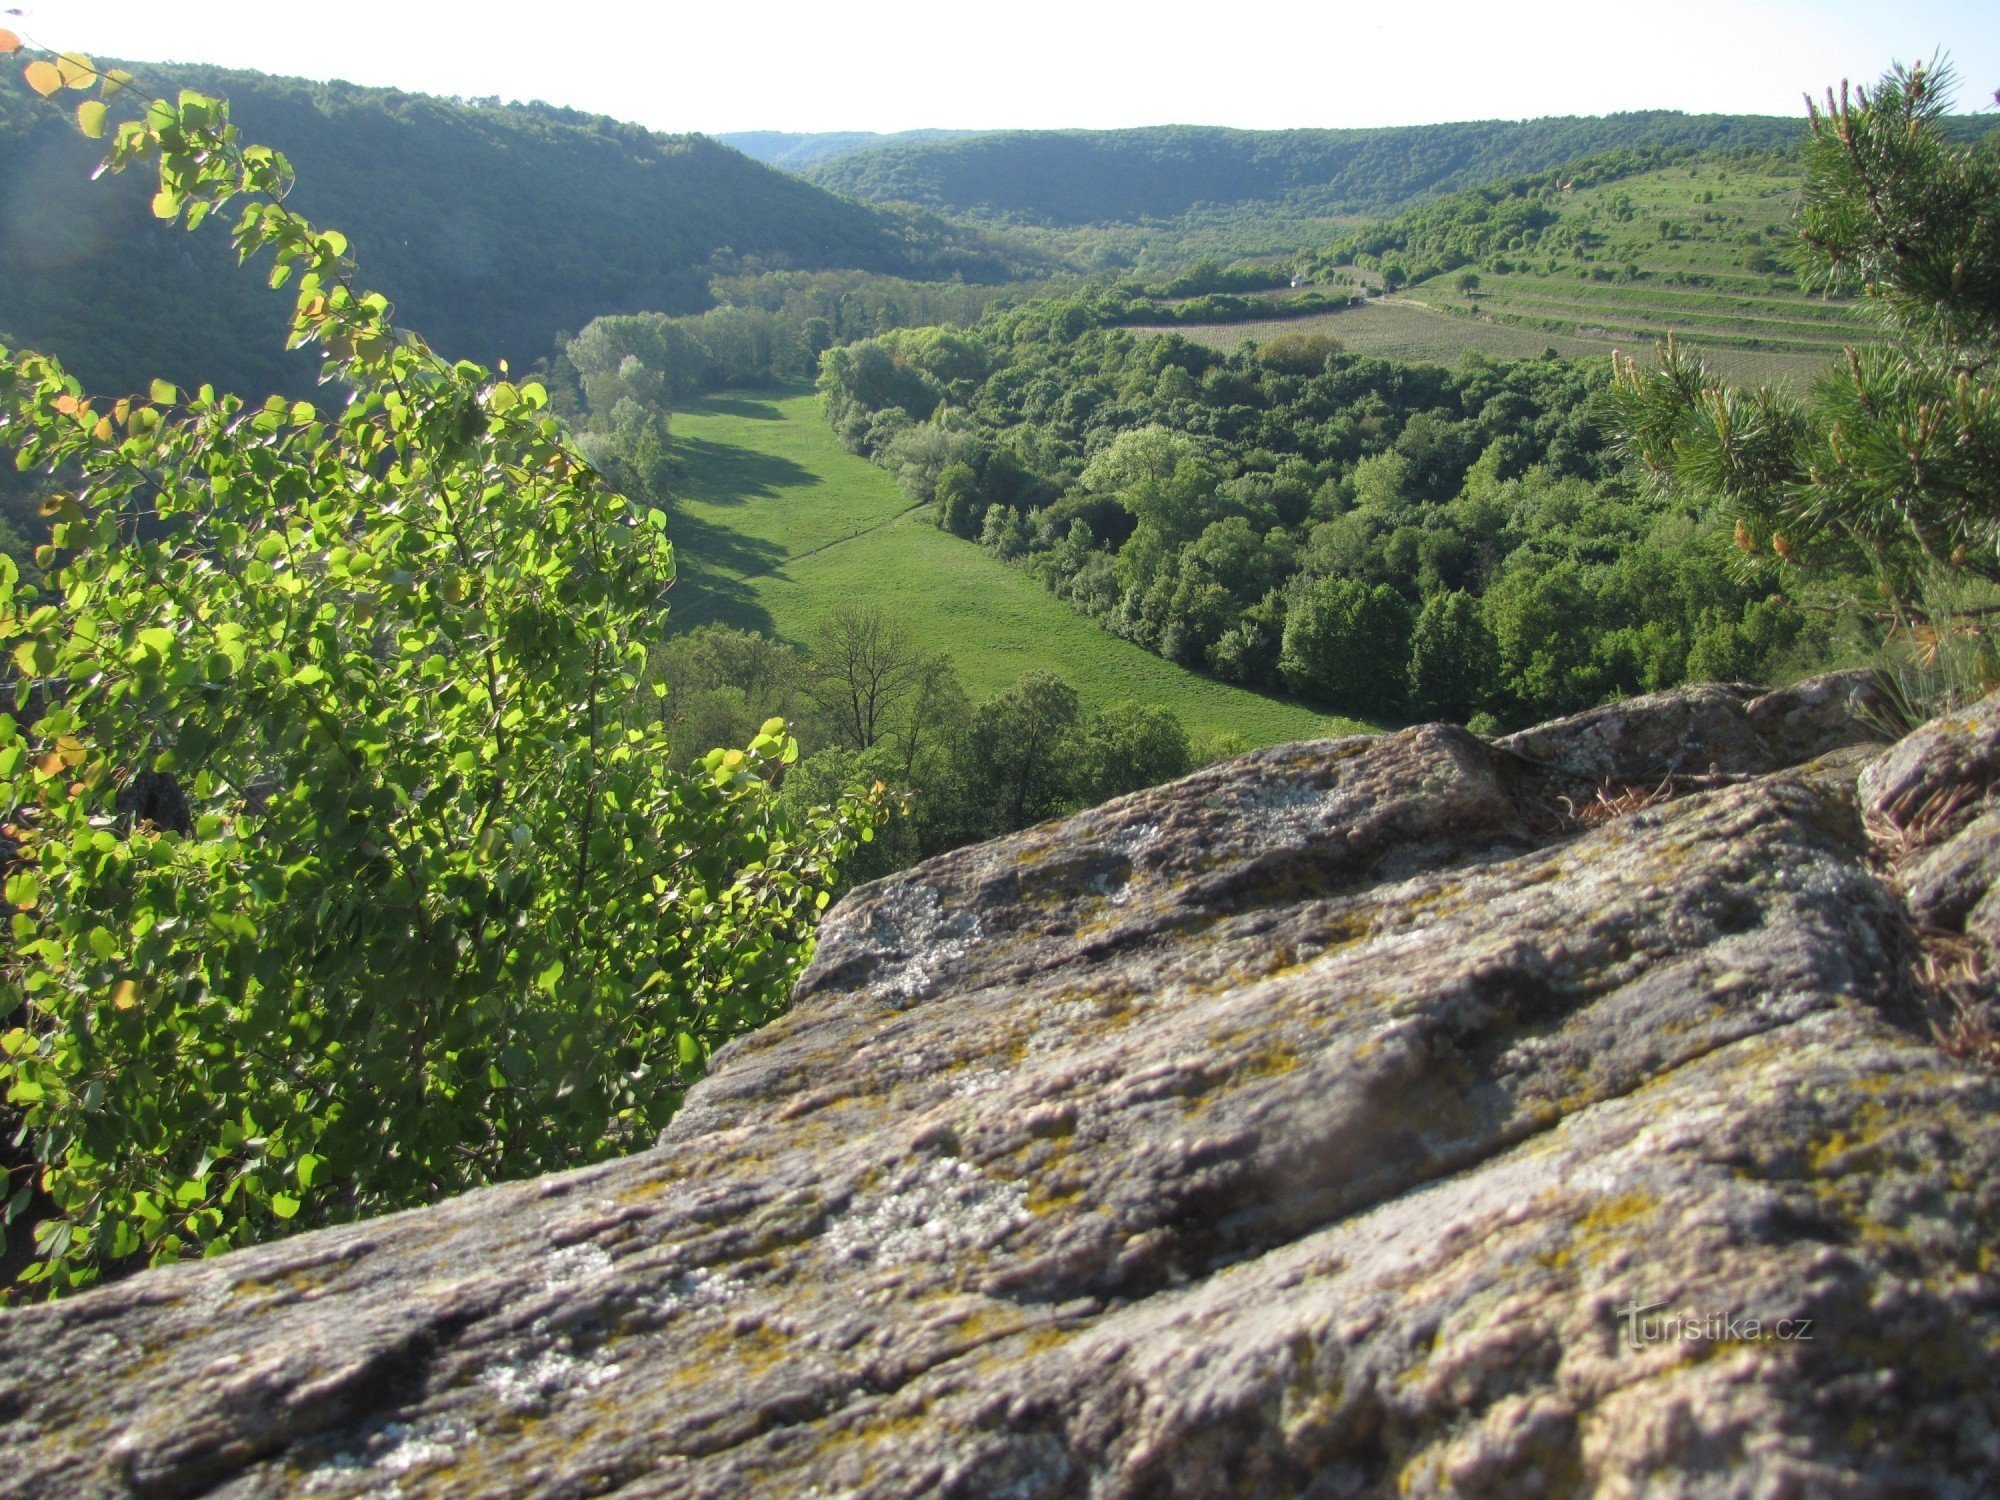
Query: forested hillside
[[0, 65, 1028, 397], [802, 115, 1811, 226], [812, 295, 1846, 732], [718, 128, 976, 170]]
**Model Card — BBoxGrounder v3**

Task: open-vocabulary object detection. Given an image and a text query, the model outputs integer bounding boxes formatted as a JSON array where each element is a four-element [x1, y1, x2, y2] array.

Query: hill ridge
[[0, 62, 1015, 397], [801, 113, 1817, 225]]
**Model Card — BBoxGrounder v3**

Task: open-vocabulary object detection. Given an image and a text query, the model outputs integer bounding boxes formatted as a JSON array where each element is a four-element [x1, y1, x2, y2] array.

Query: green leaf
[[149, 379, 177, 405], [76, 100, 107, 139], [270, 1193, 301, 1220]]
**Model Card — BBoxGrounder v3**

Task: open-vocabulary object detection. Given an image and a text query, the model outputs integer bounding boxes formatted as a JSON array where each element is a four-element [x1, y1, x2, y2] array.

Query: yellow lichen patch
[[1537, 1189, 1661, 1273], [1011, 839, 1060, 868], [228, 1260, 350, 1301], [1019, 1323, 1078, 1357], [1240, 1039, 1302, 1080], [1401, 880, 1468, 917], [1021, 1136, 1088, 1217], [1805, 1099, 1898, 1176]]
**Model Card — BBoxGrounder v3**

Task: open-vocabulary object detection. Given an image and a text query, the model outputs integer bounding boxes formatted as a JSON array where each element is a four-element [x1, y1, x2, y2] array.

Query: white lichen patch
[[478, 1347, 621, 1413], [1110, 821, 1166, 859], [821, 1158, 1029, 1266], [303, 1417, 474, 1495], [541, 1241, 615, 1292], [952, 1066, 1009, 1099], [641, 1264, 745, 1317], [862, 884, 986, 1008]]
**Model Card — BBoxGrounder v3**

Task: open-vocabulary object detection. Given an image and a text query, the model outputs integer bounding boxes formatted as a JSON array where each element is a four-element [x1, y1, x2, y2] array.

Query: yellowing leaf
[[55, 53, 95, 88], [100, 68, 133, 98], [76, 99, 106, 138], [23, 60, 61, 97], [0, 29, 21, 54], [111, 980, 139, 1011], [150, 379, 178, 405]]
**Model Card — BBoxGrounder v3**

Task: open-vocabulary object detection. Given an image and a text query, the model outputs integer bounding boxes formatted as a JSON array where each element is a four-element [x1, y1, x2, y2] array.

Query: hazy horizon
[[9, 0, 1997, 137]]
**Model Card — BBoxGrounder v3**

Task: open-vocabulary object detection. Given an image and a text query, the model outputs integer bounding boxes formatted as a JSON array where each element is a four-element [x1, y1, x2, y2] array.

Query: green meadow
[[665, 390, 1363, 746]]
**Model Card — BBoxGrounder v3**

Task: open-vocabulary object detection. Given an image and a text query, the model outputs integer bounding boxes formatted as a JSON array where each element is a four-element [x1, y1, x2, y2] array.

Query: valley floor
[[666, 390, 1360, 746]]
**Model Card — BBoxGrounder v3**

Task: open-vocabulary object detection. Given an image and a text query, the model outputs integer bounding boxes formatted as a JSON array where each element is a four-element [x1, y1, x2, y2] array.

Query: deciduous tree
[[0, 49, 878, 1294]]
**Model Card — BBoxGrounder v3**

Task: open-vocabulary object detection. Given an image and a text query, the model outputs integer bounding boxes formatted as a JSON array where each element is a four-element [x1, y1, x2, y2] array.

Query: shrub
[[0, 49, 879, 1294]]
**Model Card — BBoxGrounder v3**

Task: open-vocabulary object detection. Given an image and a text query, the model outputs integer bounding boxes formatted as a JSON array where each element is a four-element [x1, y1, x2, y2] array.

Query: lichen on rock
[[3, 674, 1998, 1498]]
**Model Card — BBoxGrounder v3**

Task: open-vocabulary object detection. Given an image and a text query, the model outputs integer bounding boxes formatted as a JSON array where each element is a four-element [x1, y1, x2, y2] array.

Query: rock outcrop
[[5, 673, 2000, 1498]]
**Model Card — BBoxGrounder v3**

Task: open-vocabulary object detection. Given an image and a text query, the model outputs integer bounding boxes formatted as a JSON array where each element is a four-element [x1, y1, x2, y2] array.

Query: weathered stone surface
[[1860, 689, 2000, 840], [3, 674, 1998, 1499], [1495, 671, 1888, 787]]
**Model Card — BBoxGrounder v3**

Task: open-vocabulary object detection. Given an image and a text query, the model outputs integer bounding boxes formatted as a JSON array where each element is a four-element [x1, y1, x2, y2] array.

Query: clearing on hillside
[[665, 391, 1361, 747]]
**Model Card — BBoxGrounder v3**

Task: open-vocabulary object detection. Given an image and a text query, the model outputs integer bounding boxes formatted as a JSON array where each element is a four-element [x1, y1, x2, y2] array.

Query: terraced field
[[1149, 297, 1841, 387], [1393, 157, 1872, 382], [1156, 156, 1876, 386], [666, 390, 1362, 746]]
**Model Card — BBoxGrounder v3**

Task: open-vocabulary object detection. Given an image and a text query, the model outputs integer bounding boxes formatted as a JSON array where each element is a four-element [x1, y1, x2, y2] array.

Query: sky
[[8, 0, 1998, 136]]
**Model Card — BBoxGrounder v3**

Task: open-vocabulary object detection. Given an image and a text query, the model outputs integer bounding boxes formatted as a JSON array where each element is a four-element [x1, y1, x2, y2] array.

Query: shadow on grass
[[681, 387, 812, 421], [662, 562, 779, 639], [670, 436, 820, 509], [666, 506, 786, 587]]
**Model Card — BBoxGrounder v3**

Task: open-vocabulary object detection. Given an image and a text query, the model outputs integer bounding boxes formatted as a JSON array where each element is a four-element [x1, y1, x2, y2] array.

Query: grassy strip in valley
[[667, 390, 1363, 747]]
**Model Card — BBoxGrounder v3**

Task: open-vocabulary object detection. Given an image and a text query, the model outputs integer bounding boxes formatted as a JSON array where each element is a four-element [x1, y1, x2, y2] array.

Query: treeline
[[717, 128, 979, 171], [1299, 148, 1687, 284], [655, 613, 1211, 886], [815, 292, 1841, 730], [0, 63, 1042, 399], [1114, 290, 1354, 328], [803, 115, 1814, 226], [535, 270, 1043, 433], [533, 264, 1348, 481]]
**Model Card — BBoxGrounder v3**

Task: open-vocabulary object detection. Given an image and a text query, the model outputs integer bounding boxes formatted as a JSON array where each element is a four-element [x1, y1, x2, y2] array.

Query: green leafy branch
[[0, 35, 882, 1295]]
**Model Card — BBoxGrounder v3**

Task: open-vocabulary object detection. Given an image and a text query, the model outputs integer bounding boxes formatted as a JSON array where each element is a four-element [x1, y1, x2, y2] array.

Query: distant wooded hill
[[801, 116, 1822, 226], [717, 129, 977, 170], [0, 66, 1027, 397]]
